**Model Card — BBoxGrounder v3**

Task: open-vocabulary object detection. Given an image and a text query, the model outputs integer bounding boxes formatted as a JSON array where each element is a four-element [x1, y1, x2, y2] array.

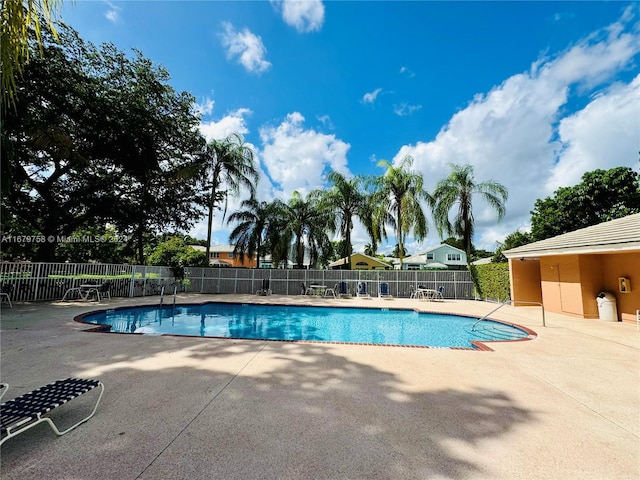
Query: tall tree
[[200, 133, 259, 260], [373, 155, 430, 269], [269, 191, 332, 269], [431, 163, 508, 294], [228, 198, 273, 269], [492, 230, 531, 263], [1, 24, 206, 262], [320, 171, 368, 263], [363, 243, 374, 256], [530, 166, 640, 241]]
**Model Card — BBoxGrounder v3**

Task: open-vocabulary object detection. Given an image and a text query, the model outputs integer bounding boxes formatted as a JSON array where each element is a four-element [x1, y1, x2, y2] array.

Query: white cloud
[[393, 102, 422, 116], [194, 97, 215, 117], [104, 1, 120, 23], [316, 114, 335, 129], [259, 112, 351, 197], [392, 10, 640, 251], [399, 66, 415, 78], [547, 75, 640, 191], [273, 0, 325, 33], [199, 108, 252, 141], [219, 22, 271, 74], [362, 88, 383, 104]]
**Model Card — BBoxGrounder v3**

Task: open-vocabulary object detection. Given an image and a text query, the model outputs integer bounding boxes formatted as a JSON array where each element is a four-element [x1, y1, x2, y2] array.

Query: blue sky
[[60, 1, 640, 255]]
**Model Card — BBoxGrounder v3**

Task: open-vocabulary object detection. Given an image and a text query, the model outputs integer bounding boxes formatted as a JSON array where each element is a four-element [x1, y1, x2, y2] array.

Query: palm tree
[[228, 198, 273, 269], [358, 179, 385, 256], [269, 191, 331, 269], [373, 155, 430, 269], [431, 163, 508, 294], [320, 171, 368, 263], [1, 0, 62, 109], [363, 243, 374, 256], [201, 133, 259, 260]]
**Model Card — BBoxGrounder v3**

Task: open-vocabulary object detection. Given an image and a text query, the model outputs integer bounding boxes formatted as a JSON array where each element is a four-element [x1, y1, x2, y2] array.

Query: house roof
[[190, 244, 236, 253], [209, 244, 236, 253], [421, 244, 465, 254], [327, 253, 391, 268], [503, 213, 640, 258]]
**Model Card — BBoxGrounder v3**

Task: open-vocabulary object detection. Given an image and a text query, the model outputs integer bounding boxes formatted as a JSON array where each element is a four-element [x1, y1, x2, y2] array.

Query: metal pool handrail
[[472, 300, 546, 331], [159, 285, 178, 306]]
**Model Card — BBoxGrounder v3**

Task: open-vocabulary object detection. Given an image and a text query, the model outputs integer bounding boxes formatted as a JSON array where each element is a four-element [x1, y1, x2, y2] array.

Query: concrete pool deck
[[0, 294, 638, 479]]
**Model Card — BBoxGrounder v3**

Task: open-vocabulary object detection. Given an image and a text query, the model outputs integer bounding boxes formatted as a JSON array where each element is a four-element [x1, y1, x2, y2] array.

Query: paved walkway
[[0, 294, 638, 479]]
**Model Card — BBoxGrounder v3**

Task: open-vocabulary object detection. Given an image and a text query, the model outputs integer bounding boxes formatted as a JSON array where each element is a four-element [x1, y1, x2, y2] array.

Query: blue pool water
[[80, 303, 532, 349]]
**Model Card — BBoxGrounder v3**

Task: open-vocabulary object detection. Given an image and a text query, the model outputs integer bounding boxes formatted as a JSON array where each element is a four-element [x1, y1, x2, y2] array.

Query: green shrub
[[475, 263, 510, 301]]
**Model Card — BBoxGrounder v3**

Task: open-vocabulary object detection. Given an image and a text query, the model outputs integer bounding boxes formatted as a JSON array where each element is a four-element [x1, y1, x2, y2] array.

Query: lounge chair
[[61, 282, 100, 302], [409, 285, 417, 299], [300, 282, 307, 295], [256, 278, 271, 296], [338, 281, 351, 298], [0, 378, 104, 446], [378, 282, 393, 299], [0, 283, 13, 308], [357, 281, 370, 298]]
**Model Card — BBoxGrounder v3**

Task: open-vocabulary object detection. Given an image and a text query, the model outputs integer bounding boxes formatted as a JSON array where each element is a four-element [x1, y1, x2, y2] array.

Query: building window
[[426, 253, 434, 260], [228, 252, 234, 259], [447, 253, 461, 261], [211, 252, 220, 259]]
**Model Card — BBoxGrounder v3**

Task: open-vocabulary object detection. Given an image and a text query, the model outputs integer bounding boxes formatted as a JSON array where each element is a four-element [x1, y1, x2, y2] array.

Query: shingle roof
[[503, 213, 640, 258]]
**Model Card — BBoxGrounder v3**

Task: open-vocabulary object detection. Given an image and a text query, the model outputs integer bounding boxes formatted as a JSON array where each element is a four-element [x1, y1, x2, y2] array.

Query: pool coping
[[73, 300, 537, 352]]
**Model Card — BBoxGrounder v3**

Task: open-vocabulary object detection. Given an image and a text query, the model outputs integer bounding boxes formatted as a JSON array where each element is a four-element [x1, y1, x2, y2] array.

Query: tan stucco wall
[[508, 258, 542, 305], [512, 251, 639, 323], [578, 255, 604, 319], [540, 256, 584, 317], [601, 252, 640, 323]]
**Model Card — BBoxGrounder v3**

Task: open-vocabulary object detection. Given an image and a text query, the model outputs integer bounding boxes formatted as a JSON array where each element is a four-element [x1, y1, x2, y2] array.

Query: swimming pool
[[78, 303, 534, 349]]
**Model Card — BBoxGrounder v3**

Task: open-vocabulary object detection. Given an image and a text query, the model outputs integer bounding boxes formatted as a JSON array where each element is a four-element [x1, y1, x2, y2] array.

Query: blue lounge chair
[[378, 282, 393, 299], [357, 281, 370, 298], [338, 281, 351, 298]]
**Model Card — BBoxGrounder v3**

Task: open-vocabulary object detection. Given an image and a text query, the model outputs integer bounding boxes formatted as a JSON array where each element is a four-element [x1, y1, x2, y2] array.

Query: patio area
[[1, 294, 638, 479]]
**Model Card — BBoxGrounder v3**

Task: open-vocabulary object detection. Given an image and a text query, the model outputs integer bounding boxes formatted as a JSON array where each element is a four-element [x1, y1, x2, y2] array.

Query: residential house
[[259, 254, 294, 269], [327, 253, 393, 270], [191, 244, 257, 268], [395, 244, 468, 270]]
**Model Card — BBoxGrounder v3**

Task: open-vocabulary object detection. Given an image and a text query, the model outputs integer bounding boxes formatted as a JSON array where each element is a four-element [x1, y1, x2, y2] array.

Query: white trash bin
[[596, 292, 618, 322]]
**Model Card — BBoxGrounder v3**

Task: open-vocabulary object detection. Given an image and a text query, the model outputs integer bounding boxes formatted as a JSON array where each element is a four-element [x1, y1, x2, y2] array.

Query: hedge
[[475, 263, 510, 301]]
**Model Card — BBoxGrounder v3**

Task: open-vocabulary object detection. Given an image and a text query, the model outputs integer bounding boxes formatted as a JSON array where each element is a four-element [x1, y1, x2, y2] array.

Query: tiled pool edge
[[73, 300, 537, 351]]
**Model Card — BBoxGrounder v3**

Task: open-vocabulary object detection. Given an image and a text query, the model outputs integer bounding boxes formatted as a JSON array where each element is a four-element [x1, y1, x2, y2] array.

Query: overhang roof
[[503, 213, 640, 258]]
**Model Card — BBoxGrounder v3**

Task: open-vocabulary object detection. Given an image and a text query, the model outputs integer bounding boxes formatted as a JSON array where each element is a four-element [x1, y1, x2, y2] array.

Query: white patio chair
[[0, 283, 13, 308], [324, 283, 338, 298]]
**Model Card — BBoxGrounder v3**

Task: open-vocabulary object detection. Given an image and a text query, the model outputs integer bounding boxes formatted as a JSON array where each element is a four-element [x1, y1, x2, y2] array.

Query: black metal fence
[[0, 262, 473, 302]]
